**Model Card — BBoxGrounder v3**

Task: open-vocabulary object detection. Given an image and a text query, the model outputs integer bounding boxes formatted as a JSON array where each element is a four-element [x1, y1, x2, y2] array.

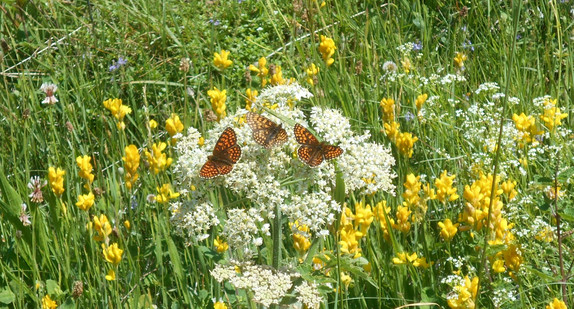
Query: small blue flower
[[117, 57, 127, 66], [462, 40, 474, 52], [412, 40, 422, 51], [404, 111, 415, 122], [209, 19, 220, 26]]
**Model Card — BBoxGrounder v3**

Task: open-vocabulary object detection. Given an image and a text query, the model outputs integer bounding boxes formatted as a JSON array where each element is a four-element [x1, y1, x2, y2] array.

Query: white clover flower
[[40, 83, 59, 104], [475, 82, 500, 95]]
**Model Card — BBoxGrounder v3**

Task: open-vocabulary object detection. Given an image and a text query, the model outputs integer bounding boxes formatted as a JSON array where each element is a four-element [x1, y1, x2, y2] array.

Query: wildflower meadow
[[1, 1, 574, 308]]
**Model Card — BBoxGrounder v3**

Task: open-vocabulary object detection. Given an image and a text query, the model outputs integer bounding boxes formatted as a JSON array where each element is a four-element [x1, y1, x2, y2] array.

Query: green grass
[[1, 0, 573, 308]]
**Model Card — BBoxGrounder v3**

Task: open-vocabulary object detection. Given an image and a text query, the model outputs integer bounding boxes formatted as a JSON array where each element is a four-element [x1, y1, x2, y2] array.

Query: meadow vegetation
[[0, 0, 573, 308]]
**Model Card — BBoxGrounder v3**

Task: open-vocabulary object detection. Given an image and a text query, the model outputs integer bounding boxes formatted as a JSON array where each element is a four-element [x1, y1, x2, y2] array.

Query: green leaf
[[0, 168, 32, 245], [0, 287, 15, 304], [45, 280, 63, 297], [58, 298, 76, 309]]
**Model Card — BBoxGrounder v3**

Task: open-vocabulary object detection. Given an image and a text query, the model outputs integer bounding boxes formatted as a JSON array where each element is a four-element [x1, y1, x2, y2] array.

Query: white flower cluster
[[295, 281, 323, 309], [474, 82, 500, 95], [168, 201, 219, 243], [171, 83, 396, 244], [211, 262, 298, 307], [223, 208, 264, 253]]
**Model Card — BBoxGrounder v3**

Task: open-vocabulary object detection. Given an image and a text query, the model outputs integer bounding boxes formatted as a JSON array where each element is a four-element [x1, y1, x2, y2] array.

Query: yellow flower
[[401, 57, 411, 73], [207, 87, 227, 120], [319, 35, 336, 66], [76, 192, 95, 211], [105, 269, 116, 281], [340, 272, 352, 289], [103, 98, 132, 130], [245, 88, 258, 111], [76, 155, 95, 184], [102, 243, 124, 266], [392, 205, 411, 233], [124, 220, 131, 230], [415, 94, 428, 110], [93, 214, 112, 242], [373, 201, 393, 241], [438, 219, 459, 241], [41, 294, 57, 309], [214, 301, 228, 309], [270, 65, 286, 85], [413, 256, 432, 269], [546, 186, 565, 201], [213, 49, 233, 70], [447, 276, 479, 309], [305, 63, 319, 85], [144, 142, 173, 174], [453, 52, 467, 70], [122, 145, 140, 190], [353, 201, 374, 235], [339, 223, 362, 258], [290, 221, 311, 255], [155, 184, 180, 204], [512, 113, 542, 145], [535, 226, 554, 242], [546, 298, 568, 309], [402, 174, 422, 207], [383, 121, 400, 141], [396, 131, 418, 158], [165, 113, 184, 139], [540, 98, 568, 131], [379, 97, 395, 122], [48, 167, 65, 197], [435, 170, 459, 203], [492, 259, 505, 273], [502, 244, 522, 272], [214, 236, 229, 253], [148, 119, 158, 129], [248, 57, 269, 87], [198, 137, 205, 147], [501, 179, 517, 200]]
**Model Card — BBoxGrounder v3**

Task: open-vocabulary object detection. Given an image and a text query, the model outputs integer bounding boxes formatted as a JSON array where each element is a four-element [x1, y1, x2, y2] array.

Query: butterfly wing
[[199, 159, 220, 179], [298, 145, 324, 167], [294, 123, 319, 146], [268, 127, 288, 148], [246, 112, 274, 131], [322, 145, 343, 160]]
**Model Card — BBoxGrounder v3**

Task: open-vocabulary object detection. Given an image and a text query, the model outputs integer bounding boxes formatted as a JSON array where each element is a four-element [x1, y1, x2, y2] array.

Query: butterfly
[[246, 112, 288, 148], [294, 123, 343, 167], [199, 127, 242, 179]]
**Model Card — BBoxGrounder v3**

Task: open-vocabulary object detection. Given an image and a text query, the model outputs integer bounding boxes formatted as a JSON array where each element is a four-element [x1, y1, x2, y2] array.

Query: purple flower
[[404, 111, 415, 122], [117, 57, 127, 66], [462, 40, 474, 52], [109, 57, 127, 72], [412, 40, 422, 51], [209, 19, 220, 26]]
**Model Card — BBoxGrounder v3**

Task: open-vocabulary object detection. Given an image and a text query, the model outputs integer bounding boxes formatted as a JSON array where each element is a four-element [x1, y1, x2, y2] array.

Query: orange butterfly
[[199, 127, 242, 179], [246, 112, 288, 148], [294, 123, 343, 167]]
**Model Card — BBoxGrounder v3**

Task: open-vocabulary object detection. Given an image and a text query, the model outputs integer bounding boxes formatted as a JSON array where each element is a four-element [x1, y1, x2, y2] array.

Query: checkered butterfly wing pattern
[[246, 112, 288, 148], [199, 127, 242, 179], [294, 123, 343, 167]]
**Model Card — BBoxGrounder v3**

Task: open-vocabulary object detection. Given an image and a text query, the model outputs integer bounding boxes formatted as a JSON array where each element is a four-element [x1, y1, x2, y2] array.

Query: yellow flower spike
[[438, 218, 459, 241], [105, 269, 116, 281], [124, 220, 131, 230], [319, 35, 336, 66], [392, 252, 407, 265], [122, 145, 140, 190], [165, 113, 184, 138], [155, 183, 180, 204], [414, 256, 432, 269], [435, 170, 459, 203], [214, 302, 228, 309], [392, 205, 411, 233], [546, 298, 568, 309], [75, 192, 95, 211], [245, 88, 258, 111], [401, 57, 412, 73], [103, 98, 132, 130], [213, 49, 233, 70], [339, 224, 362, 258], [270, 65, 286, 85], [144, 142, 173, 174], [249, 57, 269, 87], [447, 276, 479, 309], [102, 243, 124, 266], [76, 155, 95, 184], [340, 272, 352, 289], [453, 52, 467, 69], [402, 174, 422, 207], [207, 87, 227, 120], [48, 167, 65, 197], [383, 121, 400, 141], [501, 179, 517, 200], [93, 214, 112, 242], [415, 94, 428, 110], [396, 132, 418, 158], [148, 119, 158, 129], [379, 98, 395, 122], [353, 201, 374, 236], [41, 294, 57, 309], [214, 236, 229, 253], [305, 63, 320, 85]]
